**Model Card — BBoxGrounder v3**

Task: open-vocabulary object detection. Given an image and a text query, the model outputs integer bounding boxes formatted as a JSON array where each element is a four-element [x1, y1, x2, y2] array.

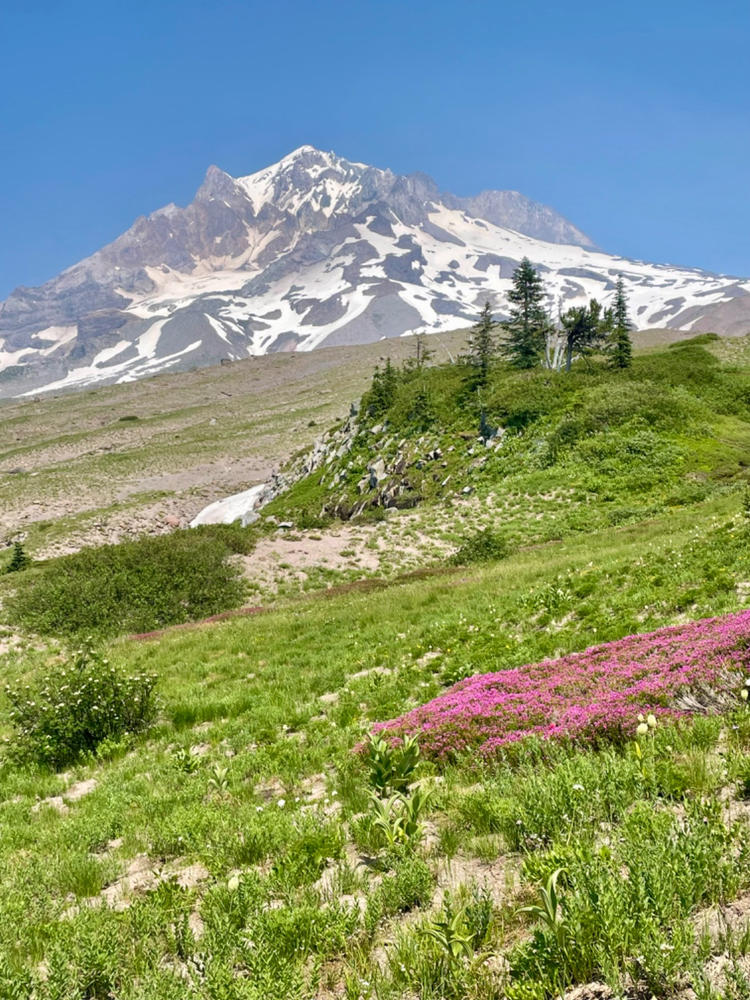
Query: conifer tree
[[466, 301, 497, 386], [6, 541, 30, 573], [367, 358, 398, 418], [503, 258, 549, 369], [409, 381, 436, 430], [403, 333, 435, 373], [414, 332, 435, 369], [608, 276, 633, 369], [559, 298, 609, 372]]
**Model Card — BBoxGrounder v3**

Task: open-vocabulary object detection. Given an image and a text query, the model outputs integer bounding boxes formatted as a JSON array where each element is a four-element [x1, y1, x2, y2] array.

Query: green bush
[[5, 643, 156, 767], [451, 528, 509, 565], [5, 530, 246, 638]]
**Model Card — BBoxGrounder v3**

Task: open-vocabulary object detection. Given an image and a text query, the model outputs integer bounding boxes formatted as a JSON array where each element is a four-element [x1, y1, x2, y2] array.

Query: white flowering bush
[[4, 641, 156, 768]]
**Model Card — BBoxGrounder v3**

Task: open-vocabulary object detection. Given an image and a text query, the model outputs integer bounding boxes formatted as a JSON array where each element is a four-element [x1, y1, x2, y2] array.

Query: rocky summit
[[1, 144, 748, 398]]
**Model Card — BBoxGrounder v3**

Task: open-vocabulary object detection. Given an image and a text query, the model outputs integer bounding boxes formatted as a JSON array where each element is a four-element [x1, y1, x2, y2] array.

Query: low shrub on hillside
[[5, 642, 156, 767], [5, 529, 246, 638], [451, 528, 510, 565]]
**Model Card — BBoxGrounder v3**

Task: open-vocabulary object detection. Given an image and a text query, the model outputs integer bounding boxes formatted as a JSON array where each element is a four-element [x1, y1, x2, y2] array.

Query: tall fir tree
[[608, 276, 633, 369], [502, 258, 549, 369], [466, 301, 497, 386]]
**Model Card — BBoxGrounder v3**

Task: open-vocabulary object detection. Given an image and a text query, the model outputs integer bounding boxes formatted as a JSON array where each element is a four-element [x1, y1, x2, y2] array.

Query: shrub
[[5, 642, 156, 767], [295, 506, 332, 531], [451, 528, 509, 565], [5, 530, 246, 638]]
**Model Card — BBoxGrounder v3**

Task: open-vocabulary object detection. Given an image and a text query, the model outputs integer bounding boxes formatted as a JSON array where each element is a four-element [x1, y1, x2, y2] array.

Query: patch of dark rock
[[266, 331, 303, 353], [432, 298, 473, 318], [421, 220, 465, 246], [558, 267, 615, 289], [301, 295, 347, 327], [382, 250, 426, 284]]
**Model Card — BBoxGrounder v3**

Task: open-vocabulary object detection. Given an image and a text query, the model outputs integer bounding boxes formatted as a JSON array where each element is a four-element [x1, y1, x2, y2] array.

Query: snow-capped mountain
[[1, 145, 748, 397]]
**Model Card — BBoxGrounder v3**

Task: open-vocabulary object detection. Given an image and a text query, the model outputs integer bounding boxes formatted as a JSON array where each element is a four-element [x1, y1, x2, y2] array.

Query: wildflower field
[[377, 610, 750, 758]]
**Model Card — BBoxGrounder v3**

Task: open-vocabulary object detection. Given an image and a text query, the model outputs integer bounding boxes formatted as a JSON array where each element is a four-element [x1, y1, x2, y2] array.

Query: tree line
[[365, 259, 634, 420], [467, 258, 633, 383]]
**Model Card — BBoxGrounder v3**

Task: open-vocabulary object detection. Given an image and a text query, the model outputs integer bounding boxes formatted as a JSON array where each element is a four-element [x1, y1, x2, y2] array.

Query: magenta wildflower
[[374, 610, 750, 759]]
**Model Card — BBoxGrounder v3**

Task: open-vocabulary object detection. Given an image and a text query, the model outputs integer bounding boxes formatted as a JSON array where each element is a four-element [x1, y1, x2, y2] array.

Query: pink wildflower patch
[[374, 610, 750, 759]]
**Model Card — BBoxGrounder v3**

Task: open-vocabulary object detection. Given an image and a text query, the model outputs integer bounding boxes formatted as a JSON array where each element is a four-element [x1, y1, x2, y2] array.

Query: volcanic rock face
[[1, 145, 748, 397]]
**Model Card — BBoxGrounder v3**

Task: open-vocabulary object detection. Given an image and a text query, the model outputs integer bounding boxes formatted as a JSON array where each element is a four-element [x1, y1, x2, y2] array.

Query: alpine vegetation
[[373, 609, 750, 759]]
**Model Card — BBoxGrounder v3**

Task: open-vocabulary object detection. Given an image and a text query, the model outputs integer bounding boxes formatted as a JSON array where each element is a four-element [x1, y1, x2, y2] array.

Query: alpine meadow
[[3, 5, 750, 993]]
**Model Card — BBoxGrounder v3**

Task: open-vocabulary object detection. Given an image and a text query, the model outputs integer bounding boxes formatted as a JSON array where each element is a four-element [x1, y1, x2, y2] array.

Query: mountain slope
[[1, 145, 749, 398]]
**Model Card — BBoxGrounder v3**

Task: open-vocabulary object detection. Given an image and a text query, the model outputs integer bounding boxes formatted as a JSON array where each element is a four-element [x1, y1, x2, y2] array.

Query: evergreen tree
[[502, 258, 549, 369], [608, 276, 633, 369], [559, 298, 609, 372], [414, 332, 435, 369], [367, 358, 398, 418], [466, 301, 497, 386], [6, 541, 30, 574]]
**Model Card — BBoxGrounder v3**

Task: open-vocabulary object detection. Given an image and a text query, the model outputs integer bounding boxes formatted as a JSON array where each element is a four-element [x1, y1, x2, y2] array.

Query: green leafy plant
[[171, 746, 201, 773], [421, 886, 493, 965], [365, 731, 420, 796], [369, 785, 432, 848], [207, 763, 230, 795], [5, 641, 157, 767], [517, 868, 570, 957]]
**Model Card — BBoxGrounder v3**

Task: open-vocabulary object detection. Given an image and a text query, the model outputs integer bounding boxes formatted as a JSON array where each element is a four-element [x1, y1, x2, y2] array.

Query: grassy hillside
[[7, 335, 750, 641], [0, 331, 469, 559], [1, 492, 750, 996], [2, 333, 750, 997], [0, 325, 718, 561], [266, 335, 750, 555]]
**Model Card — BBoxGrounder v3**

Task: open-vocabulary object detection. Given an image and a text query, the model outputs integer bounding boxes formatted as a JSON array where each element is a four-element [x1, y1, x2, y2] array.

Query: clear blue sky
[[1, 0, 748, 299]]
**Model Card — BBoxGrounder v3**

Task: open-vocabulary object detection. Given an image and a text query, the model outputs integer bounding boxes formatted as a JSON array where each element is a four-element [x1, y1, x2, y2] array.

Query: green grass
[[0, 487, 749, 995], [1, 336, 750, 996]]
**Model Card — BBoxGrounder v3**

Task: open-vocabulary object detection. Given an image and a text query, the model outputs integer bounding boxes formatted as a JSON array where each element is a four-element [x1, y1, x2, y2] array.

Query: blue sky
[[1, 0, 748, 298]]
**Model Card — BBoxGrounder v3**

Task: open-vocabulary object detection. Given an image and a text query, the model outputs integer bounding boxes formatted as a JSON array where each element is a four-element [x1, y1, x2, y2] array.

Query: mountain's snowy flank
[[1, 146, 748, 397]]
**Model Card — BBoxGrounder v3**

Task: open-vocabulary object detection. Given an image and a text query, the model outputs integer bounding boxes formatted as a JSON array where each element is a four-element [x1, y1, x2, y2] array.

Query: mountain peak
[[2, 146, 747, 399], [285, 144, 325, 157], [195, 164, 238, 201]]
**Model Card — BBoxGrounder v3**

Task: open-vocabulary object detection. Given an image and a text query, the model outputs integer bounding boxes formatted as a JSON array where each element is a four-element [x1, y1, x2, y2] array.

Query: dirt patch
[[32, 777, 98, 814], [239, 524, 382, 589], [434, 853, 519, 907]]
